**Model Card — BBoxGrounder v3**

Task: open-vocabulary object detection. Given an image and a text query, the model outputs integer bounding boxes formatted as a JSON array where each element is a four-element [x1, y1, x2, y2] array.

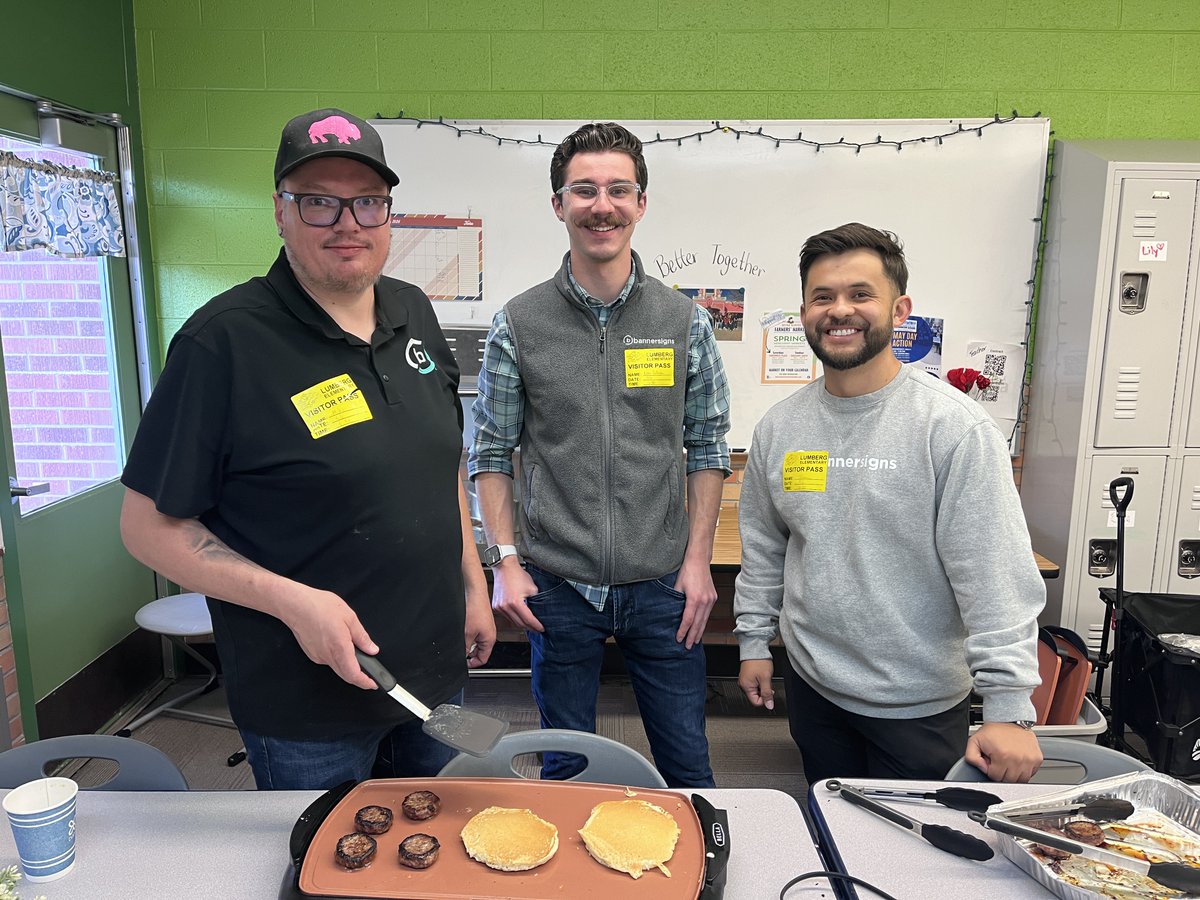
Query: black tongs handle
[[838, 785, 994, 861]]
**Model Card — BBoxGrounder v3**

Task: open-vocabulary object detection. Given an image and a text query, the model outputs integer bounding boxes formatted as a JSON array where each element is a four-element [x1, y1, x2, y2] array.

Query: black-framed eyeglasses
[[555, 182, 642, 203], [278, 191, 393, 227]]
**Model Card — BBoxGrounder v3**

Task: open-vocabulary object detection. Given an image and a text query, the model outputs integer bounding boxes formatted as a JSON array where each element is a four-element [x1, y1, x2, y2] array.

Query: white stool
[[118, 592, 237, 735]]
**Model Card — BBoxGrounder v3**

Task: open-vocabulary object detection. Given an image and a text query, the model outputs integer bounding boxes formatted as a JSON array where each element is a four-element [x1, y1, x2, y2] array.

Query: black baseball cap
[[274, 108, 399, 188]]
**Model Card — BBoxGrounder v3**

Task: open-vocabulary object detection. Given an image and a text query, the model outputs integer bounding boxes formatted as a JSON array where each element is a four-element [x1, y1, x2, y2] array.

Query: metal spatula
[[355, 650, 508, 758]]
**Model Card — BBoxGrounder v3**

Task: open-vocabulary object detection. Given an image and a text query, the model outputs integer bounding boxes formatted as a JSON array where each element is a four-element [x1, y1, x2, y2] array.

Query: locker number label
[[1138, 241, 1167, 261], [1107, 510, 1136, 528]]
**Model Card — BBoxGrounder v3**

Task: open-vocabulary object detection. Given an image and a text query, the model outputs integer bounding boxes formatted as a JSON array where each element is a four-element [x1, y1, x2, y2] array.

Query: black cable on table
[[781, 869, 902, 900]]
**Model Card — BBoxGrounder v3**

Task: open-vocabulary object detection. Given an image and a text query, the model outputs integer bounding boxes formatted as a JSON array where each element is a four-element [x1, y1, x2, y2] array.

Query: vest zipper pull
[[599, 326, 606, 353]]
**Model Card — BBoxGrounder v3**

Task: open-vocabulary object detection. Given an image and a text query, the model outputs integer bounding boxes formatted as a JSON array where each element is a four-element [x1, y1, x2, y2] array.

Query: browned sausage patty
[[335, 832, 377, 869], [355, 804, 393, 835], [402, 790, 441, 821], [398, 833, 441, 869], [1062, 820, 1105, 846]]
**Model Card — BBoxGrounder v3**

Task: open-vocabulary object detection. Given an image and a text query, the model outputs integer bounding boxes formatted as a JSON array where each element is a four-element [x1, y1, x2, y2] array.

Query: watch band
[[483, 544, 519, 567]]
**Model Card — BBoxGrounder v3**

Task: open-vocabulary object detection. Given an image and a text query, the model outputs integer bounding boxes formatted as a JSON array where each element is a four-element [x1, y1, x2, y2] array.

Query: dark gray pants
[[784, 663, 969, 784]]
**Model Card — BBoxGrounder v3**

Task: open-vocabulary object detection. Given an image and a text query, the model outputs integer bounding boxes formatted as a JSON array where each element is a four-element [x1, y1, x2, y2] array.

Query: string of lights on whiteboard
[[373, 111, 1042, 154]]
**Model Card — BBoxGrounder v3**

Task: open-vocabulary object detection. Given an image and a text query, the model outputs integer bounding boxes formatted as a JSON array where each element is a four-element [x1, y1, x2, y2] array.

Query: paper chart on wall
[[385, 214, 483, 302]]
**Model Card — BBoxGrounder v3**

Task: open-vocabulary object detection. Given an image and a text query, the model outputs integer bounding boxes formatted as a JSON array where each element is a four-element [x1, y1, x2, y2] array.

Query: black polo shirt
[[122, 249, 468, 738]]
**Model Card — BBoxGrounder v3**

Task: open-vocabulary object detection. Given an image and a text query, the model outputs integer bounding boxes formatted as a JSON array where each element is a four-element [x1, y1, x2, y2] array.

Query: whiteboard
[[376, 118, 1050, 447]]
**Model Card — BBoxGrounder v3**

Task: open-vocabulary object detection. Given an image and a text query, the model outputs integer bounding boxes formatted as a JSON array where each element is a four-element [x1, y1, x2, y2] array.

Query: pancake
[[578, 799, 680, 879], [460, 806, 559, 872]]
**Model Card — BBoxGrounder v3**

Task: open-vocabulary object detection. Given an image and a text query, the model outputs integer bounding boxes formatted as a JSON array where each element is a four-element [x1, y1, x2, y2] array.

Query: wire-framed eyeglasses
[[555, 182, 642, 203], [278, 191, 394, 227]]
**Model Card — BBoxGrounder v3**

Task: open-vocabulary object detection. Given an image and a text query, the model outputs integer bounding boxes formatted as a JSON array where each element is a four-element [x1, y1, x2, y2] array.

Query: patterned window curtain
[[0, 151, 126, 258]]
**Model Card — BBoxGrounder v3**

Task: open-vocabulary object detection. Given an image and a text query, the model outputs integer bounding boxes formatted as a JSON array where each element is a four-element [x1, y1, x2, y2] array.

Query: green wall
[[134, 0, 1200, 351], [0, 0, 161, 731]]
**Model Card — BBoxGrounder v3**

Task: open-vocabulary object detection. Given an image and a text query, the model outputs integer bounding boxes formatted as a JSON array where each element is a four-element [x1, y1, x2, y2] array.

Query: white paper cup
[[2, 777, 78, 882]]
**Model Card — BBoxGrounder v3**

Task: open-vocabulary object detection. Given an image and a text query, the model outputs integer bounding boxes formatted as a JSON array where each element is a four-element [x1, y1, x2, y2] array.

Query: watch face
[[482, 546, 500, 567]]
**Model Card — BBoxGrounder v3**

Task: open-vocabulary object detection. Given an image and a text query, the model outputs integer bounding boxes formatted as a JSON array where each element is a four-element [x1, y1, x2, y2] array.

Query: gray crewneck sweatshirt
[[734, 365, 1044, 723]]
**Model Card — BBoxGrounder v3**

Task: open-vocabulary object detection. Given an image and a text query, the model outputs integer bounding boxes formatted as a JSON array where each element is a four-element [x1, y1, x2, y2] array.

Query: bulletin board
[[374, 118, 1050, 448]]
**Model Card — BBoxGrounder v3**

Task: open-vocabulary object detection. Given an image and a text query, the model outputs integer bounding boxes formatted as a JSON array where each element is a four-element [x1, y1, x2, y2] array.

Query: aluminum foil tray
[[988, 772, 1200, 899]]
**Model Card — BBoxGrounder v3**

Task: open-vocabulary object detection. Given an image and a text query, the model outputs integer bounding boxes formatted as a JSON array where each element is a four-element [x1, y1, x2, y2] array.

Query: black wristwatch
[[481, 544, 519, 568]]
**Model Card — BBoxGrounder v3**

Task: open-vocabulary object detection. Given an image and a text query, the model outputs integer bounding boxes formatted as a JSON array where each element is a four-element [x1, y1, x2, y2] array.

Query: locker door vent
[[1085, 624, 1104, 655], [1192, 485, 1200, 511], [1111, 368, 1141, 420], [1132, 209, 1157, 237]]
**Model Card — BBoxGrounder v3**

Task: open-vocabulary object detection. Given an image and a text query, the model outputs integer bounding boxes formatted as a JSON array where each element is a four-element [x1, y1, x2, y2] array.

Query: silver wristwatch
[[1008, 720, 1036, 731]]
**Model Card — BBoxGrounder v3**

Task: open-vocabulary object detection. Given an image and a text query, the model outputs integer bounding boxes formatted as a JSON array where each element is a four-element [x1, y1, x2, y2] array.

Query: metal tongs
[[827, 780, 1002, 813], [1003, 794, 1135, 824], [828, 782, 995, 861]]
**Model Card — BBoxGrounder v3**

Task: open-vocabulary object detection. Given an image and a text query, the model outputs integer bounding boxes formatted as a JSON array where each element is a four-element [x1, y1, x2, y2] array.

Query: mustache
[[578, 215, 626, 228], [822, 318, 867, 332]]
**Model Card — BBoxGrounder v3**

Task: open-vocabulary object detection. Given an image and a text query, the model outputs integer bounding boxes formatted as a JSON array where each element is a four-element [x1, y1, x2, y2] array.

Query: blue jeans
[[525, 563, 714, 788], [238, 690, 463, 790]]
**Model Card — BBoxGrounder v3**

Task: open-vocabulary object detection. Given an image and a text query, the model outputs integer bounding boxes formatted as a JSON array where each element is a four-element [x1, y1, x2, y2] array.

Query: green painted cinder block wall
[[134, 0, 1200, 353]]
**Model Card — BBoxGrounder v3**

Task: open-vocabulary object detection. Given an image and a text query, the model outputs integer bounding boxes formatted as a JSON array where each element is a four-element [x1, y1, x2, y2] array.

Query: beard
[[808, 318, 894, 371], [284, 243, 382, 297]]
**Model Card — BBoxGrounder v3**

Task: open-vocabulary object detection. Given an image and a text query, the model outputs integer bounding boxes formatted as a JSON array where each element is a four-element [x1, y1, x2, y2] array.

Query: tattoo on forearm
[[181, 520, 255, 568]]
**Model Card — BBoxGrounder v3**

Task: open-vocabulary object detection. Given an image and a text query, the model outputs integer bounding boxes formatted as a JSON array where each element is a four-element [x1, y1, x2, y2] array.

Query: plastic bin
[[969, 696, 1106, 742]]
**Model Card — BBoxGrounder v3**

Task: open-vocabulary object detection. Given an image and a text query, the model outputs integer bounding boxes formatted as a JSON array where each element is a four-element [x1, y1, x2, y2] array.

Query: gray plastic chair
[[438, 728, 668, 788], [944, 736, 1154, 784], [0, 735, 188, 791]]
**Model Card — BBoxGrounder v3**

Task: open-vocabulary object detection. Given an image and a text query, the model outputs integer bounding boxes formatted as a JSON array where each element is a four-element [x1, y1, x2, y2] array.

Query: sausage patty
[[398, 833, 441, 869], [402, 790, 442, 821]]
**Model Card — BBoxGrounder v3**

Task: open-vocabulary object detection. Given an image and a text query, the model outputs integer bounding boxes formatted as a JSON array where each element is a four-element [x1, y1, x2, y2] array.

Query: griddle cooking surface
[[297, 777, 705, 900]]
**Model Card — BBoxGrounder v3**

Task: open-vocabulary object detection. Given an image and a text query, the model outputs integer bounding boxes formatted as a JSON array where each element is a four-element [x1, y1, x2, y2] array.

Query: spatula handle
[[355, 650, 397, 691]]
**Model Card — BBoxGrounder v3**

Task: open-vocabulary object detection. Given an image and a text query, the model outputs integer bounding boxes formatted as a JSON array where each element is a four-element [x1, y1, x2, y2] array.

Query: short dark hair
[[799, 223, 909, 295], [550, 123, 648, 194]]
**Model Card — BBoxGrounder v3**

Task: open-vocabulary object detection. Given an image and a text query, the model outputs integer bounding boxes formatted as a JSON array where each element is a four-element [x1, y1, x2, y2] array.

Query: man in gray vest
[[469, 123, 731, 787]]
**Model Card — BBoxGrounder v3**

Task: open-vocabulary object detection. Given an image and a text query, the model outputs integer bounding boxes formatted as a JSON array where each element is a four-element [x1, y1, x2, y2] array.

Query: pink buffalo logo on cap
[[308, 115, 361, 145]]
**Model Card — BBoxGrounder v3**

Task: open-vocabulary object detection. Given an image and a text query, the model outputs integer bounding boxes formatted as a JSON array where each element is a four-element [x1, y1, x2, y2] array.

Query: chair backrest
[[438, 728, 667, 788], [0, 735, 188, 791], [945, 736, 1154, 784]]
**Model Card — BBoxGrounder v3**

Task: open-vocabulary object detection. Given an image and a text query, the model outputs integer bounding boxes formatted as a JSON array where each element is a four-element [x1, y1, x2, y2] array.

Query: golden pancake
[[460, 806, 559, 872], [578, 799, 680, 879]]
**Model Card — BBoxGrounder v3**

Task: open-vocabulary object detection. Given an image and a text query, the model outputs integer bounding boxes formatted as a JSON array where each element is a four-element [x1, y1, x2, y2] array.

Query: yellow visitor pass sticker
[[625, 348, 675, 388], [291, 374, 373, 439], [782, 451, 828, 492]]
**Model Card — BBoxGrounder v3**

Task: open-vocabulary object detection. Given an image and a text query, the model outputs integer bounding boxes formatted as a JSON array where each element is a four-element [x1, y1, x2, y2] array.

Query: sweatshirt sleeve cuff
[[980, 691, 1037, 725]]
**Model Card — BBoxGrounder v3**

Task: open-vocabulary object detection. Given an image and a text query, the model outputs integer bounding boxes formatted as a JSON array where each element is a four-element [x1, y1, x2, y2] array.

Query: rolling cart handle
[[1108, 477, 1134, 515]]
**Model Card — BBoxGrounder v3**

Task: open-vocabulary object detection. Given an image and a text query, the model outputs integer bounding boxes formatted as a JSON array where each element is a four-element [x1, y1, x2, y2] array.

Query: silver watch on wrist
[[1009, 720, 1036, 731], [481, 544, 518, 568]]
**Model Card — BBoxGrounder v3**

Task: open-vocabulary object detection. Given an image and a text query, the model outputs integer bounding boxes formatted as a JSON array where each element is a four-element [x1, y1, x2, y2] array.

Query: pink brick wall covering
[[1, 138, 122, 511]]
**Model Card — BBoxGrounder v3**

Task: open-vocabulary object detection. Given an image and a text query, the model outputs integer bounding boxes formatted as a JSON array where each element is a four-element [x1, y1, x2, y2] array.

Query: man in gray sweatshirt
[[734, 223, 1045, 783]]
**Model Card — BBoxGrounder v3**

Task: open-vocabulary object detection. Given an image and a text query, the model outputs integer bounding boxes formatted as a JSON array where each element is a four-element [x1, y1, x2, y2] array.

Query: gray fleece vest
[[506, 251, 693, 584]]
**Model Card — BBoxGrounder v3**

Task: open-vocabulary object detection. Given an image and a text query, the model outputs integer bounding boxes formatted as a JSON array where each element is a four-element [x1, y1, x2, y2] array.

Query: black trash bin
[[1106, 589, 1200, 778]]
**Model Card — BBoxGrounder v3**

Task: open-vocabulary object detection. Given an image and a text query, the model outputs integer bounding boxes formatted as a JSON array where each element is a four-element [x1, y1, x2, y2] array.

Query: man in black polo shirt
[[120, 108, 494, 790]]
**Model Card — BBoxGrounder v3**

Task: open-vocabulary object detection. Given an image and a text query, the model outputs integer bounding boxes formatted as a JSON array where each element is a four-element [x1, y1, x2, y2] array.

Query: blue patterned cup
[[2, 777, 77, 881]]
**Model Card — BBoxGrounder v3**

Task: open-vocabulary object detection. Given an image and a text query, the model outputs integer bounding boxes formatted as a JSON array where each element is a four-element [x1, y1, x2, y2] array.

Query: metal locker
[[1164, 456, 1200, 594], [1022, 141, 1200, 642], [1070, 456, 1166, 649], [1093, 179, 1196, 448]]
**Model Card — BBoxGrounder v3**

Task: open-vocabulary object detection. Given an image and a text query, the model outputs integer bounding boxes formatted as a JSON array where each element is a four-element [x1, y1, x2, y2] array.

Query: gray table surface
[[0, 786, 830, 899], [809, 778, 1062, 899]]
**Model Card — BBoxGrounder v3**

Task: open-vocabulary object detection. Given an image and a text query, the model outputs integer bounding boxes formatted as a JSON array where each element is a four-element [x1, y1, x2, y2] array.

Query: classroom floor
[[75, 672, 810, 800]]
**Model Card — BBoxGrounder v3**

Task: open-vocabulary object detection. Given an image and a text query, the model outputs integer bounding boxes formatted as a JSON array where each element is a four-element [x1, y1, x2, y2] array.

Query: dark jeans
[[525, 562, 715, 788], [783, 662, 969, 784], [238, 690, 463, 790]]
